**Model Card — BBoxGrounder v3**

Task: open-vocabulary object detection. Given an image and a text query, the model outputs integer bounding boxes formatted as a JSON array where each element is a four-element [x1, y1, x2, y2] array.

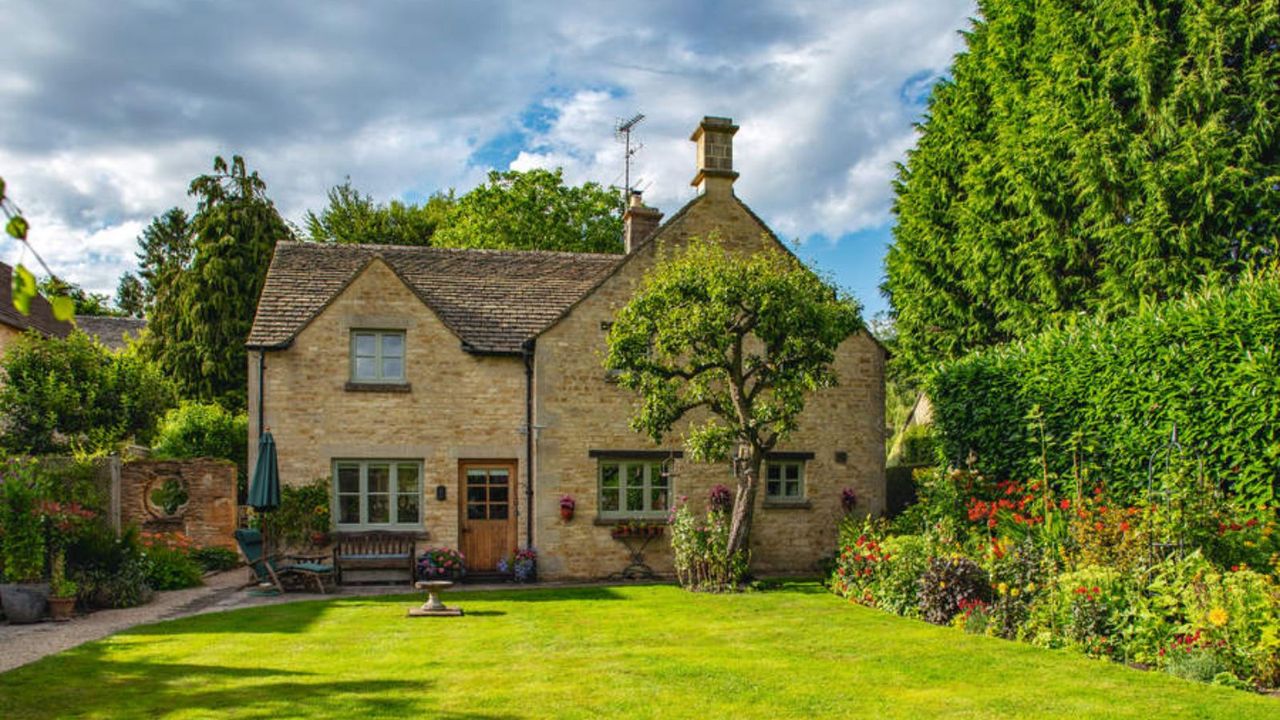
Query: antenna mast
[[615, 113, 645, 204]]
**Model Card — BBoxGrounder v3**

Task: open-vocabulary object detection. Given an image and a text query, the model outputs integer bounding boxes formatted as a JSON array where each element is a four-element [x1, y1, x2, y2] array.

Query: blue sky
[[0, 1, 974, 318]]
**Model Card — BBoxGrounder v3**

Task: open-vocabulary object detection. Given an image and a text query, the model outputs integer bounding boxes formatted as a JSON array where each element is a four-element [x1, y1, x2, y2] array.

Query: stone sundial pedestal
[[408, 580, 463, 617]]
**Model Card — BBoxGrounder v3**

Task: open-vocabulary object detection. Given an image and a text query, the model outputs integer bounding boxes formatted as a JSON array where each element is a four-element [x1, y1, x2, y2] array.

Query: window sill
[[344, 381, 412, 393], [593, 517, 669, 526], [763, 500, 811, 510]]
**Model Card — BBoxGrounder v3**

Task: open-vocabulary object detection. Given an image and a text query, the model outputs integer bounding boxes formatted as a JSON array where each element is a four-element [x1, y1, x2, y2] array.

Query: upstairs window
[[351, 330, 404, 383]]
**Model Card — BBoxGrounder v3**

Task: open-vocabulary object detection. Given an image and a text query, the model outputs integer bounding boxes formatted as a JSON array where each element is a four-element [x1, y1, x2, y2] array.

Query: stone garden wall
[[120, 459, 237, 550]]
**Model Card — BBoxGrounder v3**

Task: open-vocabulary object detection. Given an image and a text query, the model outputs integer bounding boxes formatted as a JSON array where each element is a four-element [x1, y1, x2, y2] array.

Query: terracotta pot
[[559, 507, 573, 521], [49, 596, 76, 622]]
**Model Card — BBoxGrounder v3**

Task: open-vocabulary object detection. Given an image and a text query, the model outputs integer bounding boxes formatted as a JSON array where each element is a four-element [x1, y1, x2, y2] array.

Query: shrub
[[987, 537, 1049, 639], [0, 331, 178, 454], [669, 499, 748, 591], [151, 402, 249, 497], [0, 460, 45, 582], [190, 546, 240, 573], [1025, 565, 1132, 658], [927, 275, 1280, 508], [872, 535, 930, 617], [66, 525, 153, 608], [918, 555, 990, 625], [139, 532, 203, 590], [257, 478, 331, 550]]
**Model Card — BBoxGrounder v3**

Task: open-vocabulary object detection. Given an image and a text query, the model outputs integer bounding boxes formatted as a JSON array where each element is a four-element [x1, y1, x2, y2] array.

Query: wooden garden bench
[[332, 532, 418, 586]]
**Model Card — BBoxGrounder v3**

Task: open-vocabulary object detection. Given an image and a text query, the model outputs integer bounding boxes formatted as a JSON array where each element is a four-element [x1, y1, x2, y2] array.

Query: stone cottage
[[246, 116, 886, 580]]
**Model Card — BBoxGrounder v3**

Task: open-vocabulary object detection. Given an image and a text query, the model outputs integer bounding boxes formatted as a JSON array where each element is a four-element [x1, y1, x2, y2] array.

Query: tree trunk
[[726, 453, 761, 561]]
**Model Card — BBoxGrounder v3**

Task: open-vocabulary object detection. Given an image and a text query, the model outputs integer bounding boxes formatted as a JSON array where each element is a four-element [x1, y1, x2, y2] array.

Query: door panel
[[459, 461, 517, 572]]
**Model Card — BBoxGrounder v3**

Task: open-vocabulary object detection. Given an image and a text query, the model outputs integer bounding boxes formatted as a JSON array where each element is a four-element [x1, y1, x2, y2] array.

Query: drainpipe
[[256, 350, 266, 439], [522, 338, 536, 550]]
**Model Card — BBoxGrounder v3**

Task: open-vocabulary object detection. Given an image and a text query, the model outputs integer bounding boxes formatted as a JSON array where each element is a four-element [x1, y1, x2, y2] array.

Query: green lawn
[[1, 583, 1274, 719]]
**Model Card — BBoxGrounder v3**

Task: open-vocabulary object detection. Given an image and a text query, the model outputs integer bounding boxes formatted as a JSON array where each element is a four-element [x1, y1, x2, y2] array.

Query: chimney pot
[[690, 116, 739, 196]]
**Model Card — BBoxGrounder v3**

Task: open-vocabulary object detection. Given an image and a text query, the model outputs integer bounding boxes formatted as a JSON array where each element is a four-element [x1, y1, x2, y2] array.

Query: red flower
[[1059, 499, 1070, 510]]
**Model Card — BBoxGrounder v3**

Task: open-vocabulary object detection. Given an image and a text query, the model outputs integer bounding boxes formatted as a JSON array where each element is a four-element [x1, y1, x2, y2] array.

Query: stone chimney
[[690, 116, 739, 197], [623, 191, 663, 253]]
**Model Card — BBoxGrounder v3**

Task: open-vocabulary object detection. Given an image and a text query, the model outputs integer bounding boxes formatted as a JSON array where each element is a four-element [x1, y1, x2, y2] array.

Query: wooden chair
[[234, 528, 335, 594]]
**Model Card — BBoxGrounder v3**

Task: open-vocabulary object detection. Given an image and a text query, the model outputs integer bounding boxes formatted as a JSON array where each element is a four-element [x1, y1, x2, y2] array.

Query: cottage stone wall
[[248, 259, 528, 551], [533, 188, 886, 579], [120, 459, 237, 550]]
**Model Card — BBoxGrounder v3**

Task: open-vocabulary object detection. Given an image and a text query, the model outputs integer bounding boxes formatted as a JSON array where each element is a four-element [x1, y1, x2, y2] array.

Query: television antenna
[[615, 113, 645, 204]]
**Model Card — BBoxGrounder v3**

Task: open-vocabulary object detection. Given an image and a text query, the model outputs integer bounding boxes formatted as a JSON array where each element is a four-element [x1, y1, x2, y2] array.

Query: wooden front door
[[459, 461, 517, 572]]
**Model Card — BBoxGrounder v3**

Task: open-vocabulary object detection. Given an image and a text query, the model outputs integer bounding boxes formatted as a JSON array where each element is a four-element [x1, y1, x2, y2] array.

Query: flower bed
[[831, 467, 1280, 692]]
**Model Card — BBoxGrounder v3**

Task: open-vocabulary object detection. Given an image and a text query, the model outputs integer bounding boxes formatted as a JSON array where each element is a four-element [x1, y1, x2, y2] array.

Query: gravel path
[[1, 572, 659, 674]]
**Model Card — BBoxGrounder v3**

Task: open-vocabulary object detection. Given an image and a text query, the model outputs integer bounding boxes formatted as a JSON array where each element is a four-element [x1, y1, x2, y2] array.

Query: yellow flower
[[1010, 588, 1020, 597], [939, 581, 947, 588], [997, 582, 1008, 595], [1208, 607, 1229, 627], [1026, 583, 1037, 593]]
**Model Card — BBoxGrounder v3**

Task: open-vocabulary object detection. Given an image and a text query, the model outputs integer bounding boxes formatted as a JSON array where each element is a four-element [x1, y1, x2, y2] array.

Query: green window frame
[[333, 460, 422, 529], [765, 461, 805, 502], [350, 330, 405, 383], [598, 459, 671, 519]]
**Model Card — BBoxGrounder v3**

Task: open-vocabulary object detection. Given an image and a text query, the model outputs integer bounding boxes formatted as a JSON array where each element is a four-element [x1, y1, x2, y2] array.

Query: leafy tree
[[604, 238, 863, 569], [885, 0, 1280, 378], [0, 331, 178, 454], [148, 156, 291, 410], [37, 276, 120, 317], [115, 273, 145, 318], [432, 168, 624, 254], [151, 402, 249, 497], [305, 179, 453, 246], [135, 207, 193, 313]]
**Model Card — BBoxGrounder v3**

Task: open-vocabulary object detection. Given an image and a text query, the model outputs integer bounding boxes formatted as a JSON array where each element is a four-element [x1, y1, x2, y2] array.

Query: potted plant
[[498, 547, 537, 582], [48, 551, 77, 622], [559, 495, 575, 521], [416, 547, 466, 581], [0, 464, 50, 623]]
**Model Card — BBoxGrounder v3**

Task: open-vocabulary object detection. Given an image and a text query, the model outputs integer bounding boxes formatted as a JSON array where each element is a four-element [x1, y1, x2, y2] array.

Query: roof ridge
[[277, 240, 622, 261]]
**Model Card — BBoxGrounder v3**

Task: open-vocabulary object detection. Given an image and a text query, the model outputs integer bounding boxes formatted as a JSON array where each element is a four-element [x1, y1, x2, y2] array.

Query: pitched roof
[[76, 315, 147, 351], [0, 262, 73, 338], [247, 242, 622, 353]]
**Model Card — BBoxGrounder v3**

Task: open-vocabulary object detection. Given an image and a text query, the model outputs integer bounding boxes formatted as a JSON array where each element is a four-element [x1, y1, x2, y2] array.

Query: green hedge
[[926, 275, 1280, 506]]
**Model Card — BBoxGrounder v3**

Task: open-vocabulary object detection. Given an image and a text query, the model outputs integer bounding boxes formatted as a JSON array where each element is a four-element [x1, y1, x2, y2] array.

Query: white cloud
[[0, 0, 974, 299]]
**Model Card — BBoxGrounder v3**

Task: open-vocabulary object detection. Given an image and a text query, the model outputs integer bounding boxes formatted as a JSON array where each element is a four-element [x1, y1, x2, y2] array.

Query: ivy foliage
[[886, 0, 1280, 378], [0, 331, 178, 455], [146, 156, 291, 410], [926, 274, 1280, 507]]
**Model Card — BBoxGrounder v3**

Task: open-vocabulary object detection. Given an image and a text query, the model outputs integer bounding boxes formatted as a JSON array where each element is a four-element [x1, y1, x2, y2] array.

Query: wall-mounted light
[[436, 485, 447, 501]]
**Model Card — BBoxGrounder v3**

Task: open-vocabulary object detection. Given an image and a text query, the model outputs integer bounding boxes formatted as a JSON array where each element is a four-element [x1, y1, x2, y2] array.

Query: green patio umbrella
[[248, 430, 281, 511]]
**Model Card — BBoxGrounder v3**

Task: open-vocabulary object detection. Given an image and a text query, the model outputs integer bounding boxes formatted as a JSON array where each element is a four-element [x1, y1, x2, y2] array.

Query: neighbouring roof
[[76, 315, 147, 351], [0, 262, 73, 338], [247, 242, 622, 353]]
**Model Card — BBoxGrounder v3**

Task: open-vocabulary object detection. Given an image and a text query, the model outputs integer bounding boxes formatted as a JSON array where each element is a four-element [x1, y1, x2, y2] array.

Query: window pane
[[650, 463, 669, 487], [626, 487, 644, 511], [467, 486, 486, 503], [767, 464, 781, 481], [368, 495, 390, 523], [786, 464, 800, 481], [785, 480, 800, 497], [600, 486, 619, 512], [467, 503, 485, 520], [650, 486, 668, 511], [381, 357, 403, 379], [339, 495, 360, 524], [489, 470, 509, 484], [354, 333, 376, 356], [767, 481, 781, 497], [626, 465, 645, 488], [396, 465, 418, 493], [397, 494, 419, 523], [489, 485, 508, 503], [380, 333, 403, 357], [467, 471, 487, 486], [354, 356, 376, 380], [337, 465, 360, 493], [600, 464, 619, 488], [489, 503, 509, 520], [367, 465, 390, 493]]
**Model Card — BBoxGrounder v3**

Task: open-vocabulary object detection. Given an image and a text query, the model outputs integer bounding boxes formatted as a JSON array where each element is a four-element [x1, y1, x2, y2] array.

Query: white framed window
[[334, 460, 422, 529], [765, 461, 805, 502], [598, 459, 671, 519], [350, 330, 405, 383]]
